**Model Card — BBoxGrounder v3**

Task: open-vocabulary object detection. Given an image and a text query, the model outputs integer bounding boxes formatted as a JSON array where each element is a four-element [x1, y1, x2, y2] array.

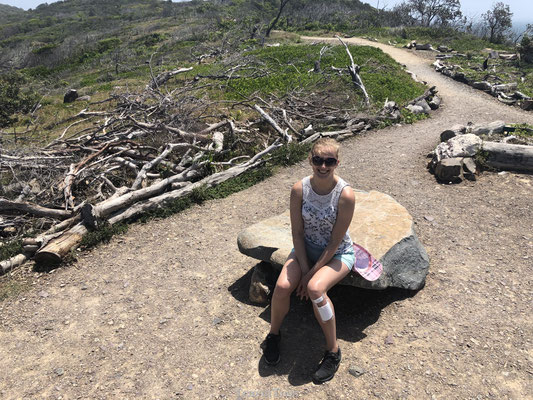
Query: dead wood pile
[[1, 53, 433, 273]]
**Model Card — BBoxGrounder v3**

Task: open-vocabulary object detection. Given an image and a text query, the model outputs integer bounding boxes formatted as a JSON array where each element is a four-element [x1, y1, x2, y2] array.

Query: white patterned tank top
[[301, 176, 353, 255]]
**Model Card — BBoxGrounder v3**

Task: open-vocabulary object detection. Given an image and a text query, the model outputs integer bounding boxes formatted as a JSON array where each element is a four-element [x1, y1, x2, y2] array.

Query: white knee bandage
[[312, 295, 334, 322]]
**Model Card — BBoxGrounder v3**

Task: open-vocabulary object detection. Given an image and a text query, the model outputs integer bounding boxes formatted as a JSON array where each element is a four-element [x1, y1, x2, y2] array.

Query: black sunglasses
[[311, 155, 338, 167]]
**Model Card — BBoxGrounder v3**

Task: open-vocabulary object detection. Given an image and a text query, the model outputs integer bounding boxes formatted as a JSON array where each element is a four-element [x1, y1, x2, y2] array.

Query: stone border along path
[[1, 37, 532, 399]]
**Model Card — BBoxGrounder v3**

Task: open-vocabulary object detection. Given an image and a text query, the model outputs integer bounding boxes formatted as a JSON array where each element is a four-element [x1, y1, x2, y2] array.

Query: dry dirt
[[1, 37, 532, 400]]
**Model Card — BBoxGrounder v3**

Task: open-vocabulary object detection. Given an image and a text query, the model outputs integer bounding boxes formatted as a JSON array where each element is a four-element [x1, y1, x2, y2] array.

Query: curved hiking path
[[1, 37, 532, 399]]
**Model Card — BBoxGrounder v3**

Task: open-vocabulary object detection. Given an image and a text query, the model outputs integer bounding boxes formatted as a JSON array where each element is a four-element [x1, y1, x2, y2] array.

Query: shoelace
[[320, 352, 338, 369]]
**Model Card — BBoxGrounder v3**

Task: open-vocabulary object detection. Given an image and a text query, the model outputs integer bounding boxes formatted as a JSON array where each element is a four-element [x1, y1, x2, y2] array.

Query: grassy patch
[[0, 277, 31, 302], [0, 239, 23, 262], [80, 222, 129, 249], [219, 44, 425, 107]]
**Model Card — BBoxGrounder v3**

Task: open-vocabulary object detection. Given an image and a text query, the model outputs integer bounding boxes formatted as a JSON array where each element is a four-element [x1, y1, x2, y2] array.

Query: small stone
[[424, 216, 434, 222], [385, 335, 394, 345], [348, 365, 366, 377], [81, 284, 88, 290], [55, 368, 64, 377], [212, 317, 223, 326], [39, 291, 50, 298], [187, 384, 193, 390]]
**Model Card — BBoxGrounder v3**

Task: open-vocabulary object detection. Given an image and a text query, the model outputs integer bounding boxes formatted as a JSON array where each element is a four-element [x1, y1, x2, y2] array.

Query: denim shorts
[[298, 240, 355, 271]]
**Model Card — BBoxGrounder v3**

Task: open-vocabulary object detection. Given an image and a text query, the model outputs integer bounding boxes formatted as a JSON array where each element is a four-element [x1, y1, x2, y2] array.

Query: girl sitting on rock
[[262, 137, 355, 384]]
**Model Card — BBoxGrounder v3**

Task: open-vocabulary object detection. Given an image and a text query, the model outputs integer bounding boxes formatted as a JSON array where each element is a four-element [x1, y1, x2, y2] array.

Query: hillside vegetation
[[0, 0, 434, 265]]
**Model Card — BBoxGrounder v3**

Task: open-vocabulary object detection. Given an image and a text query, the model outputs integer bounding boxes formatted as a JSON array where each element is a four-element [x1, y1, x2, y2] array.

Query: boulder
[[440, 124, 466, 142], [493, 83, 517, 93], [469, 121, 506, 136], [521, 99, 533, 111], [472, 81, 492, 91], [237, 190, 430, 291], [428, 95, 441, 110], [406, 104, 425, 115], [462, 157, 477, 180], [434, 134, 482, 162], [415, 43, 433, 51], [434, 157, 463, 182], [249, 262, 274, 304], [63, 89, 78, 103], [415, 99, 431, 113]]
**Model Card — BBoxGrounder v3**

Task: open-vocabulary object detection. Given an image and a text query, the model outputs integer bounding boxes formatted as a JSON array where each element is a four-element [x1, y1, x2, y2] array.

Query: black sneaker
[[262, 333, 281, 365], [312, 347, 341, 384]]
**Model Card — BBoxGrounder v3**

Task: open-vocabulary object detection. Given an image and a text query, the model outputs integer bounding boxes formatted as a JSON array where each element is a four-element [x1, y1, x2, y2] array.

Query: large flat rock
[[237, 190, 429, 290]]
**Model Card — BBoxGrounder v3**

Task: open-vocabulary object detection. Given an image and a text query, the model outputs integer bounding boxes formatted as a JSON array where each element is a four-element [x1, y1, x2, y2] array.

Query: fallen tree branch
[[0, 199, 72, 220], [254, 105, 292, 142], [1, 254, 28, 275], [336, 36, 370, 106]]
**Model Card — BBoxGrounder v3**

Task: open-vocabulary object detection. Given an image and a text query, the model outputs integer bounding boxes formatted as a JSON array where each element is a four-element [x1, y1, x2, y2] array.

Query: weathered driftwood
[[149, 67, 193, 89], [33, 141, 282, 264], [254, 105, 292, 142], [336, 36, 370, 106], [106, 141, 283, 225], [0, 199, 72, 220], [482, 141, 533, 172]]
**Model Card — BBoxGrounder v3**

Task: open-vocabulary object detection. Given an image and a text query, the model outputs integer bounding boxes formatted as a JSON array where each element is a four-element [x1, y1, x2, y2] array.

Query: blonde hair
[[311, 137, 340, 158]]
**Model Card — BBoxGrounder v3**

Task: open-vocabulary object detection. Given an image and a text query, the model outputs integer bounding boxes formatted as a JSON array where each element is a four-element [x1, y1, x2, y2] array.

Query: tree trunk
[[34, 223, 87, 265], [482, 142, 533, 172]]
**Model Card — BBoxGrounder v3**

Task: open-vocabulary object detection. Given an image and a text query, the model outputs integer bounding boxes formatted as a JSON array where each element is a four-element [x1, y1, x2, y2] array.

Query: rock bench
[[237, 190, 429, 294]]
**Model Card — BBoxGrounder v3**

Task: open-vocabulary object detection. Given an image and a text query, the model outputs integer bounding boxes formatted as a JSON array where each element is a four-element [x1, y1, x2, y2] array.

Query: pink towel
[[352, 243, 383, 281]]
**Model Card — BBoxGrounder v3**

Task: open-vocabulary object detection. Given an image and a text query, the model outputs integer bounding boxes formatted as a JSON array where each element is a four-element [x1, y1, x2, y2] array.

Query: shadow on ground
[[228, 263, 419, 386]]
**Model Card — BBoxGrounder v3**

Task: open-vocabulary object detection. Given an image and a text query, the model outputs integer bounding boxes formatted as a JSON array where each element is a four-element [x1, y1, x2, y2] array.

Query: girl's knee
[[274, 278, 295, 297], [307, 279, 325, 300]]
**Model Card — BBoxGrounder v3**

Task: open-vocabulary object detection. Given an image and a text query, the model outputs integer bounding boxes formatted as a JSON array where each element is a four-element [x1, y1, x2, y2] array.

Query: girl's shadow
[[228, 263, 418, 386]]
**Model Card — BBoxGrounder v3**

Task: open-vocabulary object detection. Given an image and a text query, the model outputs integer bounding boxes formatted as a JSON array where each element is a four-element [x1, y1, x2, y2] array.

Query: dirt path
[[1, 38, 532, 400]]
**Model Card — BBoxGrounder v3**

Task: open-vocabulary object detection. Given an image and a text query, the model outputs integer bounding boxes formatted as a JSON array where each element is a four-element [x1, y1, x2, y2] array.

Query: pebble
[[212, 317, 223, 326], [55, 368, 64, 377], [39, 291, 49, 298], [384, 335, 394, 345], [424, 216, 435, 222], [348, 365, 366, 377]]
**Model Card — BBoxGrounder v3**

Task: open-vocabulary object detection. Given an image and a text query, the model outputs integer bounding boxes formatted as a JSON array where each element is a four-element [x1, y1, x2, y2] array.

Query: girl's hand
[[296, 272, 312, 301]]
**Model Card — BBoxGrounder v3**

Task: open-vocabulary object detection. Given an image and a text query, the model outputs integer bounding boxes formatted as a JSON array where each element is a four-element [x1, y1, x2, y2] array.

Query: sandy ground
[[1, 37, 532, 400]]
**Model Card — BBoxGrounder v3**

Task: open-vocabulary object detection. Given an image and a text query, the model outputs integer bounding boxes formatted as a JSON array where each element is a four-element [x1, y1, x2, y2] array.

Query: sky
[[0, 0, 187, 10], [1, 0, 532, 26], [372, 0, 533, 25]]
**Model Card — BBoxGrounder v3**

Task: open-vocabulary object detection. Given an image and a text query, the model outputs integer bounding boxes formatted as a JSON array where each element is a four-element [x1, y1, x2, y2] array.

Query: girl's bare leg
[[270, 253, 302, 334], [306, 259, 350, 351]]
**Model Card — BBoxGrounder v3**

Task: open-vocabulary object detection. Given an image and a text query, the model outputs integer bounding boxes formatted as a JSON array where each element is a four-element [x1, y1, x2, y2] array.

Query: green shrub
[[0, 72, 39, 128]]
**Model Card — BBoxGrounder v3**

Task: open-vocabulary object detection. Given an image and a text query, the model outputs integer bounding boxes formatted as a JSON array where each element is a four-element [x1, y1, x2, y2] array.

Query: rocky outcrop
[[238, 190, 430, 291], [429, 122, 533, 182]]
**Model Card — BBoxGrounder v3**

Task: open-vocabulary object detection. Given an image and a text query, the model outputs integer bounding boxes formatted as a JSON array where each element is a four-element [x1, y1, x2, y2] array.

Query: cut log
[[34, 223, 87, 265], [481, 142, 533, 172]]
